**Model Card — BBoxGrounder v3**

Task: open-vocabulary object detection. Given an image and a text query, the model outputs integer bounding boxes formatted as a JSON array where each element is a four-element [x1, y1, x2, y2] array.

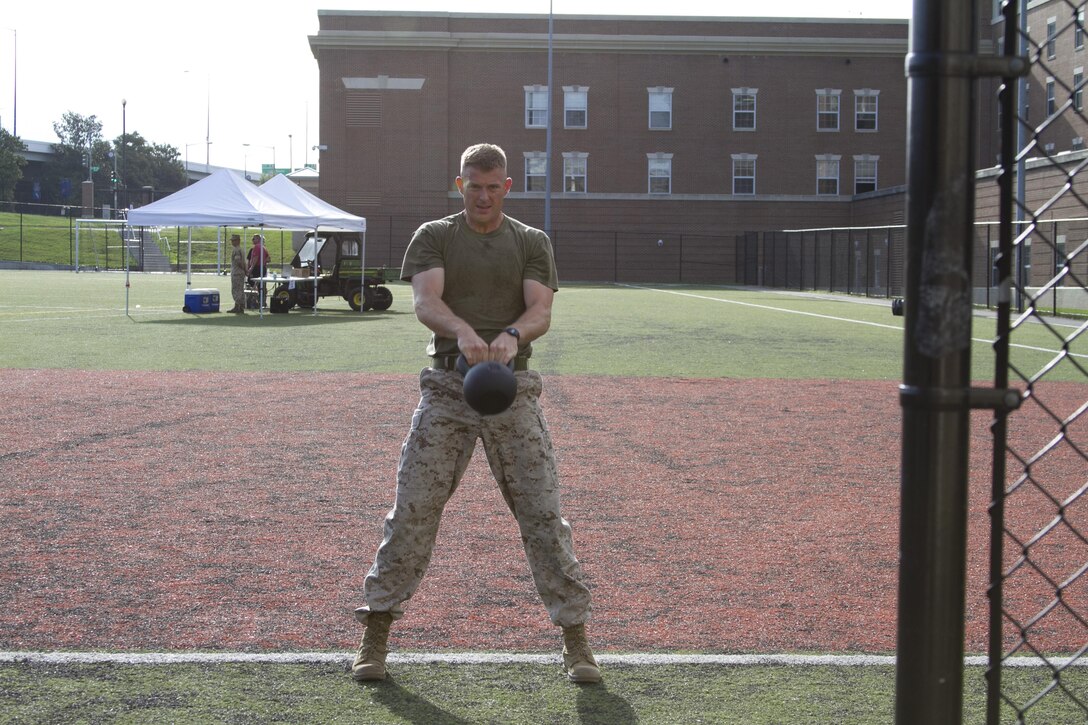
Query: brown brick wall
[[311, 11, 912, 281]]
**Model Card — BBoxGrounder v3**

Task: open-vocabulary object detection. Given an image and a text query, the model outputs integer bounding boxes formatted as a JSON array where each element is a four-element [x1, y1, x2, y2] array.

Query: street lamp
[[9, 29, 15, 137], [121, 99, 127, 208], [184, 142, 208, 186], [288, 134, 293, 172], [243, 143, 276, 180]]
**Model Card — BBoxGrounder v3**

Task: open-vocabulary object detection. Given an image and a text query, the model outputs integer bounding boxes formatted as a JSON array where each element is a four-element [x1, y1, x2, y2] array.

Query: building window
[[647, 153, 672, 194], [855, 90, 879, 131], [1077, 9, 1086, 50], [563, 87, 588, 129], [648, 87, 673, 130], [1047, 17, 1057, 60], [1046, 77, 1056, 116], [732, 154, 756, 195], [732, 88, 757, 131], [1076, 68, 1085, 111], [854, 155, 878, 194], [563, 153, 588, 193], [524, 86, 548, 128], [816, 89, 841, 131], [524, 152, 547, 192], [816, 155, 840, 196]]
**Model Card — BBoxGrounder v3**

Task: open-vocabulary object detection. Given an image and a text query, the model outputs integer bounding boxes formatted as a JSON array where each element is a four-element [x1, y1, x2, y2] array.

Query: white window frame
[[1047, 17, 1058, 60], [648, 87, 673, 130], [647, 153, 673, 194], [563, 86, 588, 129], [732, 88, 757, 131], [854, 89, 879, 132], [562, 152, 588, 193], [524, 85, 549, 129], [1077, 9, 1086, 51], [1075, 67, 1084, 112], [816, 154, 841, 196], [523, 151, 547, 192], [816, 89, 841, 132], [854, 155, 878, 194], [732, 154, 756, 195], [1046, 76, 1056, 116]]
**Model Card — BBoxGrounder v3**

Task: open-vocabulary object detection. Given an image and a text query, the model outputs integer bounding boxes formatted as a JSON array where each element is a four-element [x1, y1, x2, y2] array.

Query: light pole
[[205, 72, 211, 168], [243, 143, 276, 180], [121, 99, 127, 208], [288, 134, 293, 172], [9, 29, 15, 137], [184, 142, 205, 186]]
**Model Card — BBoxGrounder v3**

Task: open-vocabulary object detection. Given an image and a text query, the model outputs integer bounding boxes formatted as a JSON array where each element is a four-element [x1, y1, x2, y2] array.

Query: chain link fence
[[987, 1, 1088, 721], [736, 226, 908, 299]]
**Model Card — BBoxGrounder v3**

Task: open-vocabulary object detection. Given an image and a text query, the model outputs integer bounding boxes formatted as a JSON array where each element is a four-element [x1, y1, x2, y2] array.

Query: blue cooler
[[183, 288, 220, 313]]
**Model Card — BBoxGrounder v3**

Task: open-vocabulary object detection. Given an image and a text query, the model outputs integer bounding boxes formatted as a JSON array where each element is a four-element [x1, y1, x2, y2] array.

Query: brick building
[[308, 11, 910, 281], [972, 0, 1088, 298]]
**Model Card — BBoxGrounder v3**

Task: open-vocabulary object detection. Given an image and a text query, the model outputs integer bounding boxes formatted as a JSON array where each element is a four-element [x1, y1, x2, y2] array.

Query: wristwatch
[[503, 326, 520, 340]]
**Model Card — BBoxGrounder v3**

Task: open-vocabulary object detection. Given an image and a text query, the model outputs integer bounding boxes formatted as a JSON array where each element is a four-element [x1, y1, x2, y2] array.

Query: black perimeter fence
[[3, 204, 1084, 321], [982, 1, 1088, 723]]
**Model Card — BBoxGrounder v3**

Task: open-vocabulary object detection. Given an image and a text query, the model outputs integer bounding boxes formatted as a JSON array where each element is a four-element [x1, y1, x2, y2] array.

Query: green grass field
[[1, 270, 1085, 723], [0, 213, 299, 269], [0, 270, 1083, 382], [3, 661, 1086, 724]]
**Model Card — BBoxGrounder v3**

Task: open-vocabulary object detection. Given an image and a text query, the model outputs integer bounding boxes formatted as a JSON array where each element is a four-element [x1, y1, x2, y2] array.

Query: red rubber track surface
[[0, 370, 1080, 654]]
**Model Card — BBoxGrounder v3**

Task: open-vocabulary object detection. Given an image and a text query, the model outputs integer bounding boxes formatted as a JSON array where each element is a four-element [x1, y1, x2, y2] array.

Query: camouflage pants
[[231, 272, 245, 309], [359, 367, 592, 627]]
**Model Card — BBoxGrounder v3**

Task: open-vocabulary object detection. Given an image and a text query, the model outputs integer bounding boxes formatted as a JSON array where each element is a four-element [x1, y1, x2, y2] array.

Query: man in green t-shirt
[[351, 143, 600, 685]]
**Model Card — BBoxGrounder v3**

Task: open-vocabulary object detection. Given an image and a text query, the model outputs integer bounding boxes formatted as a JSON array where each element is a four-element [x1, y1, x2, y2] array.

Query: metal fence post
[[613, 231, 618, 283], [678, 233, 683, 283], [895, 1, 978, 722]]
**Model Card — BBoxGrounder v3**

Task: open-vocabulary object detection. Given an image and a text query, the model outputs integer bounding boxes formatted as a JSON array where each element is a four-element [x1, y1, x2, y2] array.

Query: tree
[[112, 132, 185, 200], [40, 111, 108, 206], [38, 111, 186, 209], [0, 129, 27, 202], [53, 111, 104, 151]]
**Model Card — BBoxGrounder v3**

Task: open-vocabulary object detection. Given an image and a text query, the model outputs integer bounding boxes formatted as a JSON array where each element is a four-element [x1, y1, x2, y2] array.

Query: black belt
[[431, 355, 528, 372]]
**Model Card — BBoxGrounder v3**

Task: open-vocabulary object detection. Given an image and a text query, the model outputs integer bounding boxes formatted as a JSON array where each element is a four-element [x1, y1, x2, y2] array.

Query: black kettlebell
[[456, 354, 517, 415]]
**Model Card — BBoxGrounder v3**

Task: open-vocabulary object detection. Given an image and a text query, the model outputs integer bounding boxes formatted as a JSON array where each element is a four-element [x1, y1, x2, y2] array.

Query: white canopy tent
[[127, 168, 321, 230], [259, 174, 366, 233], [125, 168, 320, 288], [121, 169, 368, 316], [260, 174, 370, 317]]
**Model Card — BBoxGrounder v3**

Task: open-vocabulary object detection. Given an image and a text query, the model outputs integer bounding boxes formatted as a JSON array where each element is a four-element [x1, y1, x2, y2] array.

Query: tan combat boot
[[352, 612, 393, 681], [562, 622, 602, 683]]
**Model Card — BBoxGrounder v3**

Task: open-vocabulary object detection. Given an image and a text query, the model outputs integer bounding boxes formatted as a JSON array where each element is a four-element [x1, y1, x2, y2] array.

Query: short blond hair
[[460, 143, 507, 174]]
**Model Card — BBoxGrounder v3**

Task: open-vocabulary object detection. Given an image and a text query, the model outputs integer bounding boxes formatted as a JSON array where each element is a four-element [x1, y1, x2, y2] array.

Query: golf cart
[[270, 232, 394, 312]]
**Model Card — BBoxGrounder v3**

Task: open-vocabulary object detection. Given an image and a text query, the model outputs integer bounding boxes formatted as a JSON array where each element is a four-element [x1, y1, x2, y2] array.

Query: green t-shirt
[[400, 212, 559, 357]]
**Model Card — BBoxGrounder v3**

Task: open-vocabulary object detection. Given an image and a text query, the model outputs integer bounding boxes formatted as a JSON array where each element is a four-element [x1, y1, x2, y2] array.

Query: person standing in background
[[227, 234, 246, 313]]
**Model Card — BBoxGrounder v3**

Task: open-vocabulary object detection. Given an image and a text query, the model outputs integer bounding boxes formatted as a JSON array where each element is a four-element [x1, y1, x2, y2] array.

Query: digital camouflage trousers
[[358, 366, 593, 628]]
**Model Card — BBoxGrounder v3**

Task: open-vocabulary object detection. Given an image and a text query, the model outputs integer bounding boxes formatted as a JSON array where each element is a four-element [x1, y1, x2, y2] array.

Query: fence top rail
[[782, 216, 1088, 235], [779, 225, 907, 233]]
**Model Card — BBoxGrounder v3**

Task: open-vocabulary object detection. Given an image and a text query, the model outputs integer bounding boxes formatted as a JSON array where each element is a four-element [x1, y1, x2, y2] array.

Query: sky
[[0, 1, 911, 177]]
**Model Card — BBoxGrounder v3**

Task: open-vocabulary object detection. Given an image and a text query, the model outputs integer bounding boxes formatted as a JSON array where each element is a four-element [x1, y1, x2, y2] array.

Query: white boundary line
[[0, 651, 1082, 668], [621, 284, 1088, 360]]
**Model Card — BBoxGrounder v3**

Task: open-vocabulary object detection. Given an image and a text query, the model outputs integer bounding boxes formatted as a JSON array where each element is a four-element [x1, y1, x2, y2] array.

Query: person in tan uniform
[[351, 143, 600, 684], [227, 234, 246, 314]]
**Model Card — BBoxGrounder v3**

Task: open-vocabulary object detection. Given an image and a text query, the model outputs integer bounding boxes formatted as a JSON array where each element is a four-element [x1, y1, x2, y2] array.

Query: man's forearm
[[414, 295, 476, 343]]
